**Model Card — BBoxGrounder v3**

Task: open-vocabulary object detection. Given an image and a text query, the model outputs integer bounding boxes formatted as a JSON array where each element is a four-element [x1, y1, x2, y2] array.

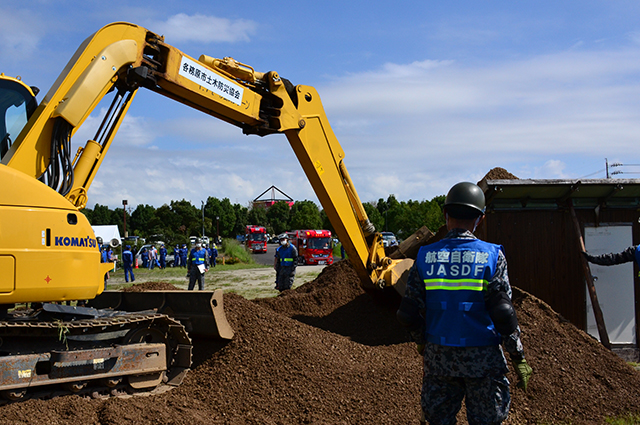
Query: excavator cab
[[0, 75, 38, 160]]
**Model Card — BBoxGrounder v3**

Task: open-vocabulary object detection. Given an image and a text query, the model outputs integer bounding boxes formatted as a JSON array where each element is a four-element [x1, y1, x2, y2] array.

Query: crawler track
[[0, 307, 192, 403]]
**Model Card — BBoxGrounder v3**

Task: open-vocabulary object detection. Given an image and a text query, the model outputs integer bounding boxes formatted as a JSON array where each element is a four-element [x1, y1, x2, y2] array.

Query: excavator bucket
[[88, 289, 234, 340]]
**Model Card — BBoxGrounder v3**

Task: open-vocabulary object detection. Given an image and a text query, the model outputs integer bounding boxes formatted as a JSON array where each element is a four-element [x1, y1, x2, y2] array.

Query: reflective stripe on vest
[[424, 278, 486, 291]]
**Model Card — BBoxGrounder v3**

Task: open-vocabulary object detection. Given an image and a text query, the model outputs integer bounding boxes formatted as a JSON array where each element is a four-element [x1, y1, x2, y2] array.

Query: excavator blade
[[89, 289, 234, 340]]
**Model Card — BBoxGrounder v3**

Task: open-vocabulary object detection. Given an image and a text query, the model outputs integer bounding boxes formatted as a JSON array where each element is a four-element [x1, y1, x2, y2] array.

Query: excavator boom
[[0, 22, 413, 401], [1, 22, 410, 302]]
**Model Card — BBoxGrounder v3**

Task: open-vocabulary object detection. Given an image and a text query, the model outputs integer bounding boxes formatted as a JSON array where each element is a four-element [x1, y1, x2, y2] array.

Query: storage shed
[[477, 176, 640, 356]]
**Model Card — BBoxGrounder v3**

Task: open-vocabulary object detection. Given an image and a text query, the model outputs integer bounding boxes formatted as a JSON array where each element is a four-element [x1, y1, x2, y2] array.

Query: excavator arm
[[1, 22, 411, 304]]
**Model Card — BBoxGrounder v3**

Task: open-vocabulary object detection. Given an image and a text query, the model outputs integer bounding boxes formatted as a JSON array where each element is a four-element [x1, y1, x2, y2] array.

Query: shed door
[[585, 225, 636, 344]]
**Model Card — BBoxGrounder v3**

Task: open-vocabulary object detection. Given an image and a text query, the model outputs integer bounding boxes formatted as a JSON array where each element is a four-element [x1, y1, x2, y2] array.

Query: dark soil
[[480, 167, 519, 181], [121, 281, 181, 291], [0, 260, 639, 424]]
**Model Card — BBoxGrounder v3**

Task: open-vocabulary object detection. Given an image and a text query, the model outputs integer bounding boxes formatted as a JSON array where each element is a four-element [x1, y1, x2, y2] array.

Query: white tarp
[[92, 225, 121, 246]]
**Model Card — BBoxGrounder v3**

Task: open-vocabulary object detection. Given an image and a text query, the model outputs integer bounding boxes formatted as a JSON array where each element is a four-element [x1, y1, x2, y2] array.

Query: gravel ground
[[105, 264, 326, 299]]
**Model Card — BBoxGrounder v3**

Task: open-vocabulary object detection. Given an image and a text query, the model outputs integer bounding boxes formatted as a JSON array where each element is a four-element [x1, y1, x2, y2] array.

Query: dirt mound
[[121, 281, 181, 292], [255, 260, 407, 346], [0, 261, 639, 424], [505, 287, 640, 424], [481, 167, 519, 181], [256, 261, 640, 424]]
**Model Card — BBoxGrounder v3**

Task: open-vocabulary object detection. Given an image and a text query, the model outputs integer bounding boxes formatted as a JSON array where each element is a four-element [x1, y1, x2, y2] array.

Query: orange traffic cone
[[135, 259, 138, 269]]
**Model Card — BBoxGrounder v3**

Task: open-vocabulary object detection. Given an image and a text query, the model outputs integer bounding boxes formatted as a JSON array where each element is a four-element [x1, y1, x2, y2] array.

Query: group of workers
[[108, 241, 219, 288], [138, 244, 165, 269], [172, 244, 218, 269]]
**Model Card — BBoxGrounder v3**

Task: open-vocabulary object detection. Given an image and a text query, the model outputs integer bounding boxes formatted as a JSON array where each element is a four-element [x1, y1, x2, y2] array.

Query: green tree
[[110, 207, 127, 236], [232, 204, 248, 236], [130, 204, 156, 236], [363, 202, 384, 233], [205, 197, 237, 238], [289, 200, 322, 230], [267, 201, 291, 234], [424, 195, 445, 232], [170, 200, 199, 239], [155, 204, 180, 243], [320, 209, 332, 233], [89, 204, 113, 225], [247, 206, 268, 228]]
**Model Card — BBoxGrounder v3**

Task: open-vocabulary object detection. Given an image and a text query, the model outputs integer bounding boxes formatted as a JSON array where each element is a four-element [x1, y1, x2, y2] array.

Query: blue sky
[[3, 1, 640, 209]]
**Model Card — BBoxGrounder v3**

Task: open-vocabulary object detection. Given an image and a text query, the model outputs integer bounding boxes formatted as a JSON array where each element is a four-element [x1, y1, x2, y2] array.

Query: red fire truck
[[245, 225, 267, 253], [289, 229, 334, 265]]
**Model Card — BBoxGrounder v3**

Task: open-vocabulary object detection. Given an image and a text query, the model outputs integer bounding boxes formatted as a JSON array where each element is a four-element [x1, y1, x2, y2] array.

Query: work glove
[[512, 358, 533, 391]]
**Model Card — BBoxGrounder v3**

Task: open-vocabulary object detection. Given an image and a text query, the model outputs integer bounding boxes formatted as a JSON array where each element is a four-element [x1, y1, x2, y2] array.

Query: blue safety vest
[[190, 249, 206, 265], [416, 237, 502, 347], [277, 245, 296, 267]]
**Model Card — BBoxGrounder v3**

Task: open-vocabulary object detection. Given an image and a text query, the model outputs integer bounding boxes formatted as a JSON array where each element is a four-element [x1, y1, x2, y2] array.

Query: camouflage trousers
[[422, 374, 510, 425]]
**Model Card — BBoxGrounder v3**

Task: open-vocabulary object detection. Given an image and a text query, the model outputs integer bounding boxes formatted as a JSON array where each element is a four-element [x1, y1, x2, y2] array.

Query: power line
[[577, 169, 605, 179]]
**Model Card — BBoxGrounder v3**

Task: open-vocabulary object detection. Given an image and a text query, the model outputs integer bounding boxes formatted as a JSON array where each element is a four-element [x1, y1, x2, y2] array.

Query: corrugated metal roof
[[479, 178, 640, 209]]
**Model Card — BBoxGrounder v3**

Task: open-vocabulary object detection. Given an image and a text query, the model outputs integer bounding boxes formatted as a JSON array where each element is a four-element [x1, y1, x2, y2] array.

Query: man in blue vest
[[172, 244, 181, 267], [159, 244, 167, 269], [122, 245, 135, 283], [187, 242, 209, 290], [397, 182, 532, 425], [180, 244, 188, 268], [140, 247, 148, 269], [274, 234, 298, 292]]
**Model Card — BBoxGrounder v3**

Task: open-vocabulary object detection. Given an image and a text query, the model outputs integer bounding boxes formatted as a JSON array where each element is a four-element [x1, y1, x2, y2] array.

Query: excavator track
[[0, 305, 192, 403]]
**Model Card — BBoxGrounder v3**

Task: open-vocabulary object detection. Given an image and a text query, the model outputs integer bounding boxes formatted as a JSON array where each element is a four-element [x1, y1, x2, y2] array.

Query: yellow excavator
[[0, 22, 413, 401]]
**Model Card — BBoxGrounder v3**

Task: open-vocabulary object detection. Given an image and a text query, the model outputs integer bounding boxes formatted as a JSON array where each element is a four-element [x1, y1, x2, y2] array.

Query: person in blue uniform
[[122, 245, 135, 283], [180, 244, 188, 268], [187, 242, 208, 290], [397, 182, 532, 425], [211, 243, 218, 267], [140, 247, 148, 268], [97, 237, 109, 290], [173, 244, 181, 267], [274, 234, 298, 292], [159, 244, 167, 269]]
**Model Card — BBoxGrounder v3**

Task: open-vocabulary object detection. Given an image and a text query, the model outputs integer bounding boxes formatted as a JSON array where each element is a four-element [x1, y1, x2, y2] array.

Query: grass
[[220, 238, 253, 263], [605, 414, 640, 425], [105, 261, 321, 299]]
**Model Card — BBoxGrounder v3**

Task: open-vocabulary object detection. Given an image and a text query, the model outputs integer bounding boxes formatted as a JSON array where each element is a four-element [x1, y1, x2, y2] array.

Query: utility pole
[[122, 200, 128, 237], [201, 201, 205, 238]]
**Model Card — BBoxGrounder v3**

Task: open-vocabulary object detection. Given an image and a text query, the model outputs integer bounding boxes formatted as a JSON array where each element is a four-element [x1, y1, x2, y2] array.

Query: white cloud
[[533, 160, 569, 179], [0, 9, 44, 61], [87, 41, 640, 208], [313, 46, 640, 201], [147, 13, 257, 44], [73, 109, 157, 148]]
